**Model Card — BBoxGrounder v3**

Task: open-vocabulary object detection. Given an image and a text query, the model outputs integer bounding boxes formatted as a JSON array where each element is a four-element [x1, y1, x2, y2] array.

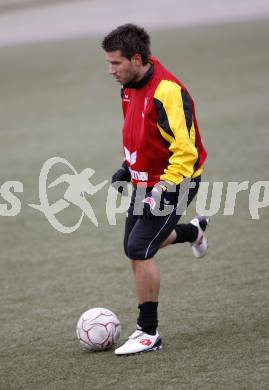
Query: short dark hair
[[101, 23, 151, 65]]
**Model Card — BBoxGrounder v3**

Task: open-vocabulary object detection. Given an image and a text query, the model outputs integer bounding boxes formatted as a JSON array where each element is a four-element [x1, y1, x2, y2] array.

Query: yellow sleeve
[[154, 80, 200, 185]]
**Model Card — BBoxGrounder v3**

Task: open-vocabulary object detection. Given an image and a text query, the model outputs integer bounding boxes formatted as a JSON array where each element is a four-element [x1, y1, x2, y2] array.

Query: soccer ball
[[76, 307, 121, 351]]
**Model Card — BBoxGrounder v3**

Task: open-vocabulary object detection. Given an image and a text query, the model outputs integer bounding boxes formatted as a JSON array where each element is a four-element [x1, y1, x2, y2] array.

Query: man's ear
[[132, 53, 143, 65]]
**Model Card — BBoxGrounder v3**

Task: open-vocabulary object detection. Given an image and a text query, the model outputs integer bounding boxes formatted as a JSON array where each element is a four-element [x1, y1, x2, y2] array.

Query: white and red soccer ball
[[76, 308, 121, 351]]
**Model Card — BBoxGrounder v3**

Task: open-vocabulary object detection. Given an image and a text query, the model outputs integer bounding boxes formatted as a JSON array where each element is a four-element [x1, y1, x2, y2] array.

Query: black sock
[[137, 301, 158, 335], [173, 223, 198, 243]]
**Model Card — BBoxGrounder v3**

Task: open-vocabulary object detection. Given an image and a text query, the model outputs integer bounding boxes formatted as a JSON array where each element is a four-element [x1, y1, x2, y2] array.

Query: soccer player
[[102, 24, 208, 355]]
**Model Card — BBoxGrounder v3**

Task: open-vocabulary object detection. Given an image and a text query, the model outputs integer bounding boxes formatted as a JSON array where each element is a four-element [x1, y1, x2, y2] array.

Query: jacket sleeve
[[153, 80, 200, 185]]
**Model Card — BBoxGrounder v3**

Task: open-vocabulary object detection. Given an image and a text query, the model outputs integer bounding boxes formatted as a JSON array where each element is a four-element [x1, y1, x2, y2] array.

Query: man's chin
[[115, 75, 136, 86], [115, 78, 124, 85], [122, 75, 138, 88]]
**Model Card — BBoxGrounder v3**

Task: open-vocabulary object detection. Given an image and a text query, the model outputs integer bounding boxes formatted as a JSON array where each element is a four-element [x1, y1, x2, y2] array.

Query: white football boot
[[189, 216, 209, 258], [115, 330, 162, 355]]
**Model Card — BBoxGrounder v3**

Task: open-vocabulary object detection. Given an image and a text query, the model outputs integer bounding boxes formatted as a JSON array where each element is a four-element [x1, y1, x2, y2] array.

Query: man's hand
[[111, 161, 131, 195], [142, 182, 178, 218]]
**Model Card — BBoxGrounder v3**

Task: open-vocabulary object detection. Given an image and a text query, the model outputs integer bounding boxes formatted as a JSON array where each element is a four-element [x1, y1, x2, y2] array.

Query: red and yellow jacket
[[121, 56, 207, 187]]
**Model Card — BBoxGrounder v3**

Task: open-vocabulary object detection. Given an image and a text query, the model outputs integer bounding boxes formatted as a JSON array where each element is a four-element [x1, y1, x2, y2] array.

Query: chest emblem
[[142, 97, 148, 118]]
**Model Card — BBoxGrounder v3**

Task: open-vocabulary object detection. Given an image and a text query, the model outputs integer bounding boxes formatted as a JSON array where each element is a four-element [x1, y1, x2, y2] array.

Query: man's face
[[105, 50, 140, 85]]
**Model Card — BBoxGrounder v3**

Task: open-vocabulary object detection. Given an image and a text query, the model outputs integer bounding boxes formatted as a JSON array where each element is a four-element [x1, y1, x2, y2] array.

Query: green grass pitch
[[0, 19, 269, 390]]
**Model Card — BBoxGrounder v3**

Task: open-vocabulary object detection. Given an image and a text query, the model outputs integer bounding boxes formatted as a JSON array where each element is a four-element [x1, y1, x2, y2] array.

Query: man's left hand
[[142, 182, 178, 218]]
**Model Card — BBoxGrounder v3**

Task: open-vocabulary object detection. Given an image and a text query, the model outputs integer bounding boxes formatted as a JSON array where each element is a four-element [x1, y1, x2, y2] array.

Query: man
[[102, 24, 208, 355]]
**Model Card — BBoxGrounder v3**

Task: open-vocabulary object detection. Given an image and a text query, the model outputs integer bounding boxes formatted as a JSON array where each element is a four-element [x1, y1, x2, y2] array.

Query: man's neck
[[135, 63, 151, 83], [124, 62, 153, 89]]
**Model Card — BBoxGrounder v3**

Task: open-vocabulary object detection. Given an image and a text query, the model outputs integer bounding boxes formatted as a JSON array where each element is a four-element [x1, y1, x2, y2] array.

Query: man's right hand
[[111, 161, 131, 195]]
